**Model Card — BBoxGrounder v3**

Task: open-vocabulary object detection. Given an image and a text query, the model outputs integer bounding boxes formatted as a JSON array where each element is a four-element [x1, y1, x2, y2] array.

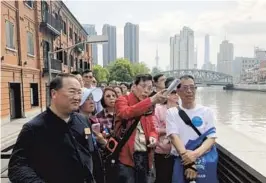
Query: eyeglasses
[[179, 85, 197, 92]]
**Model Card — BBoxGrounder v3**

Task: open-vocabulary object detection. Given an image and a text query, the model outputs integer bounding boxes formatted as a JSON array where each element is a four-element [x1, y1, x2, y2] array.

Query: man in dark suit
[[8, 73, 96, 183]]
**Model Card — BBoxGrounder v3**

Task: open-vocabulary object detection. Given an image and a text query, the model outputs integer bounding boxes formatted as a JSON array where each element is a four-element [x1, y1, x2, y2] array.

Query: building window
[[70, 55, 74, 67], [63, 21, 67, 34], [25, 1, 34, 8], [5, 20, 15, 49], [84, 62, 88, 69], [27, 31, 34, 55], [30, 83, 39, 107], [64, 51, 67, 65], [79, 59, 83, 69], [69, 27, 73, 39]]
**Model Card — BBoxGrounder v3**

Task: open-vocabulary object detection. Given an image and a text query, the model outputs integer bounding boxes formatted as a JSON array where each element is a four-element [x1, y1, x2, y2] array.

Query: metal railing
[[217, 144, 266, 183]]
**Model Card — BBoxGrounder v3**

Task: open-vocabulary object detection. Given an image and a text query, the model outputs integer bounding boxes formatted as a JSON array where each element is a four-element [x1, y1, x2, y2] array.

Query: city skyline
[[64, 1, 266, 70]]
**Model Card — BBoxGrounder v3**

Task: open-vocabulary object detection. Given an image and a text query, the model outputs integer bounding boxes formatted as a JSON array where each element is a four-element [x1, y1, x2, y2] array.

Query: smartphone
[[91, 123, 101, 133], [164, 79, 180, 96]]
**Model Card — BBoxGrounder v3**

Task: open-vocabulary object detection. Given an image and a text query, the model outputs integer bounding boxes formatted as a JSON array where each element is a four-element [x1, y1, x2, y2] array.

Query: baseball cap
[[80, 88, 103, 106]]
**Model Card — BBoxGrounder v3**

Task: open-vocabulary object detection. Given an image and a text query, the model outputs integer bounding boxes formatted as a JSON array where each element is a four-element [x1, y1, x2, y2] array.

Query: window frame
[[5, 20, 15, 49], [25, 0, 34, 9], [27, 31, 34, 56]]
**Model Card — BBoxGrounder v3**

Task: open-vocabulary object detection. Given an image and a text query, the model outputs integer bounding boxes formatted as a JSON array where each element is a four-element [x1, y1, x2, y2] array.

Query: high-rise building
[[102, 24, 117, 66], [83, 24, 98, 65], [202, 34, 215, 71], [170, 27, 194, 70], [217, 40, 234, 75], [124, 22, 139, 63], [204, 34, 210, 64]]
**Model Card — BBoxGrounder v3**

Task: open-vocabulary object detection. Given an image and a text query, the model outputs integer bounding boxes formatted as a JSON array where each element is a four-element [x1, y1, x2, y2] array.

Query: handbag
[[101, 115, 142, 183], [172, 106, 218, 183]]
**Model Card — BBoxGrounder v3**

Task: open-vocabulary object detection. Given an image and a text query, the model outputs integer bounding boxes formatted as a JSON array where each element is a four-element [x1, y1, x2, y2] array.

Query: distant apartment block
[[124, 22, 139, 63], [102, 24, 116, 66], [170, 26, 195, 70], [217, 40, 234, 75]]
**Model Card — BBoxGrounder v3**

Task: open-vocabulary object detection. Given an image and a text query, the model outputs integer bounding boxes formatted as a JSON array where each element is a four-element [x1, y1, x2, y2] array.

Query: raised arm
[[115, 96, 153, 119]]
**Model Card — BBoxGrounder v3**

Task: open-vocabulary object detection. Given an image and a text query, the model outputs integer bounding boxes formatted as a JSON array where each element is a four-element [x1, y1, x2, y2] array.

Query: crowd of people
[[8, 70, 218, 183]]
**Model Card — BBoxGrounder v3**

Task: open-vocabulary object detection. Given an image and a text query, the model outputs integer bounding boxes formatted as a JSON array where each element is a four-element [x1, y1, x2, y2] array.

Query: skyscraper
[[82, 24, 98, 65], [102, 24, 117, 67], [204, 34, 210, 64], [217, 40, 234, 75], [124, 22, 139, 63], [170, 27, 194, 70]]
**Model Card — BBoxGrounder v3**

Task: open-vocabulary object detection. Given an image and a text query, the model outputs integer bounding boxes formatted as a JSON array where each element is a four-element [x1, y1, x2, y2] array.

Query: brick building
[[1, 0, 92, 124]]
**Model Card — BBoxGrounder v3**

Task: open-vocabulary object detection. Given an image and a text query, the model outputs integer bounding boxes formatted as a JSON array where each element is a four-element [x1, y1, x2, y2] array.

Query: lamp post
[[46, 35, 108, 104]]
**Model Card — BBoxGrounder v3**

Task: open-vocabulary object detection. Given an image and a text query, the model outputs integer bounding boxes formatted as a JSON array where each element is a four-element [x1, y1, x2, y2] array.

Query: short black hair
[[178, 75, 195, 88], [120, 82, 129, 89], [71, 71, 81, 75], [165, 77, 175, 88], [134, 74, 153, 85], [82, 69, 92, 76], [49, 73, 78, 96], [153, 74, 164, 83]]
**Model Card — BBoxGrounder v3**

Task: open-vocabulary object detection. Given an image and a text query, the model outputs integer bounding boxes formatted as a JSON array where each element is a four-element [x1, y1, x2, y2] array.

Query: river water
[[195, 86, 266, 144]]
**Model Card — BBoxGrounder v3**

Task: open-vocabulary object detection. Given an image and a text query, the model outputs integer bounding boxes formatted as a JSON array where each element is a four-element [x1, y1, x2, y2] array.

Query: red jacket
[[114, 93, 158, 168]]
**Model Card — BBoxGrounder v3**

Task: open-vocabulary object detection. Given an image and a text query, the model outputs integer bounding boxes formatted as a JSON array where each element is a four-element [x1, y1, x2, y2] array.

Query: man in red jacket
[[114, 74, 167, 183]]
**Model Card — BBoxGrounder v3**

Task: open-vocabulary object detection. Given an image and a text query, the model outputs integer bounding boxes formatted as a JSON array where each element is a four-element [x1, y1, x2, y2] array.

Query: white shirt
[[166, 104, 217, 156]]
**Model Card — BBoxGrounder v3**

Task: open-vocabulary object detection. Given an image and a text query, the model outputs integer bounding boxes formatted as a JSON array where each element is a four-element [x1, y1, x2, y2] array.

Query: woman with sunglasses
[[154, 77, 179, 183]]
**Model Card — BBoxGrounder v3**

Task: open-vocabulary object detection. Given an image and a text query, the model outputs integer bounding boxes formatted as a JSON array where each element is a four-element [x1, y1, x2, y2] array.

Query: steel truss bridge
[[160, 69, 233, 85]]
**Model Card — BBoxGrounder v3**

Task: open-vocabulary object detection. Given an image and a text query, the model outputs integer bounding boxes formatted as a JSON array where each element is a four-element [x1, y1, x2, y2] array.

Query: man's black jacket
[[8, 108, 95, 183]]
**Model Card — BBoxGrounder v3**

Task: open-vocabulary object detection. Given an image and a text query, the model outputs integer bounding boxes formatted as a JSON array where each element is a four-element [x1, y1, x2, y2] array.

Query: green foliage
[[131, 62, 150, 77], [104, 58, 153, 82], [92, 65, 109, 82], [107, 58, 134, 82]]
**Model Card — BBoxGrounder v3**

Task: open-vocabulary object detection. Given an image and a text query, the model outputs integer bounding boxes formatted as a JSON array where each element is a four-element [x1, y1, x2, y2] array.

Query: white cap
[[80, 88, 103, 106]]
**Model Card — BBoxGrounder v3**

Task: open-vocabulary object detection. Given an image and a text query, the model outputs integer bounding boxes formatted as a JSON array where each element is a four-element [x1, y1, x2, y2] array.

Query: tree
[[107, 58, 134, 82], [151, 67, 161, 76], [131, 62, 150, 77], [92, 65, 109, 82]]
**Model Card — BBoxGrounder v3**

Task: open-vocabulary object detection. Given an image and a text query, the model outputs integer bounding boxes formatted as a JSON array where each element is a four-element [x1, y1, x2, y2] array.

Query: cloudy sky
[[64, 0, 266, 70]]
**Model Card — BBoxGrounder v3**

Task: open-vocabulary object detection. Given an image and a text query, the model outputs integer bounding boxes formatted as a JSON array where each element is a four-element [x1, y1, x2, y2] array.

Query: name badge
[[84, 128, 91, 139]]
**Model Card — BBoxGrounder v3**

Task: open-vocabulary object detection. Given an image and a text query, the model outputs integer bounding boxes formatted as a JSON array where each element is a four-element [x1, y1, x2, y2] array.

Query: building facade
[[102, 24, 116, 67], [170, 27, 195, 70], [124, 22, 139, 63], [83, 24, 98, 65], [1, 0, 92, 124], [233, 57, 259, 83], [217, 40, 234, 75]]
